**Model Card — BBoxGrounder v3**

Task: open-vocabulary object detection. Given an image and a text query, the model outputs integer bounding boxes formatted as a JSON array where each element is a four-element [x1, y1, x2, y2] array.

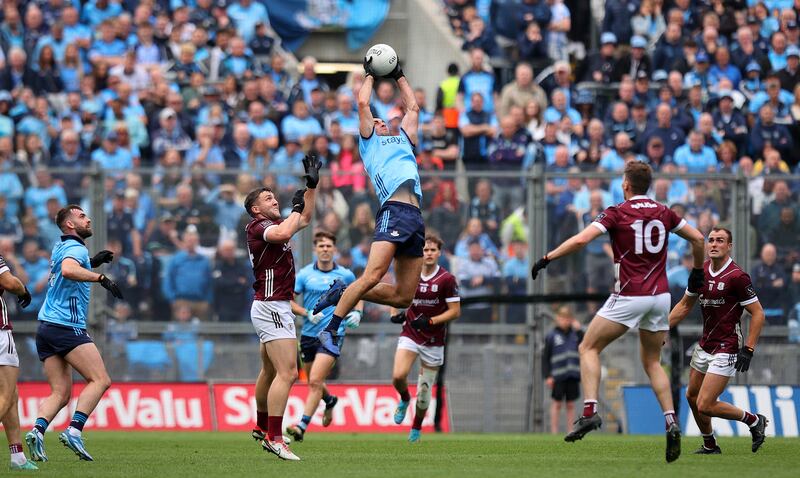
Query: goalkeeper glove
[[345, 310, 362, 329]]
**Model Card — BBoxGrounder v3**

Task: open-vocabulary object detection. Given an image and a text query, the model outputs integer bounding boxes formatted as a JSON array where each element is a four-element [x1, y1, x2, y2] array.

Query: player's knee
[[697, 396, 715, 416], [280, 368, 299, 384], [395, 292, 414, 309], [361, 269, 383, 288], [685, 390, 698, 406], [578, 341, 594, 356], [308, 376, 325, 392], [94, 373, 112, 392]]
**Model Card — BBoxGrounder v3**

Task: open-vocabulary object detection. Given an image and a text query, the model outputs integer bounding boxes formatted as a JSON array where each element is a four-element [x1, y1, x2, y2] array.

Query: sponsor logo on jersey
[[630, 201, 658, 209], [412, 298, 441, 306], [699, 297, 726, 307]]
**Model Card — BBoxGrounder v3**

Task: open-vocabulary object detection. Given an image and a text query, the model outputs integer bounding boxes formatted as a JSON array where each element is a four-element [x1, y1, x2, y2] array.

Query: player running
[[0, 255, 38, 470], [284, 230, 363, 442], [313, 58, 425, 357], [389, 234, 460, 443], [531, 161, 706, 463], [26, 205, 122, 462], [669, 227, 767, 454], [245, 155, 320, 462]]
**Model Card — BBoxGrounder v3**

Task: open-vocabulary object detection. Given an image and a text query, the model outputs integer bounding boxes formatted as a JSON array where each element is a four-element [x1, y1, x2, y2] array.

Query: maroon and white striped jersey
[[0, 255, 11, 330], [246, 218, 296, 302], [401, 266, 460, 346]]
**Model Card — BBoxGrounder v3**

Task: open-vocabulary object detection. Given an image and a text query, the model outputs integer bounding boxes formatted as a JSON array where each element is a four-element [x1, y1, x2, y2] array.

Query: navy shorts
[[36, 322, 94, 362], [299, 335, 343, 363], [551, 378, 580, 402], [373, 201, 425, 257]]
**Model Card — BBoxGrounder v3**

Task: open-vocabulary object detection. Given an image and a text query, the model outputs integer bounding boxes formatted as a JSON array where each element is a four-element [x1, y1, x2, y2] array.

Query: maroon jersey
[[245, 218, 295, 301], [592, 195, 686, 296], [0, 255, 10, 330], [401, 266, 459, 346], [690, 258, 758, 355]]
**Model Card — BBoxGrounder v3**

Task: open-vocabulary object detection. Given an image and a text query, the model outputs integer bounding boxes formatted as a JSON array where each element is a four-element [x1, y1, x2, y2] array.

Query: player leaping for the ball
[[245, 155, 320, 462], [313, 52, 425, 358], [531, 161, 706, 463], [669, 227, 767, 455]]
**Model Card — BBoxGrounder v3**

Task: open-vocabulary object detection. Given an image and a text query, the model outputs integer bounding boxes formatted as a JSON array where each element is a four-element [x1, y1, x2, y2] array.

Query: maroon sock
[[702, 433, 717, 449], [412, 411, 425, 430], [8, 443, 23, 454], [256, 411, 269, 431], [399, 390, 411, 402], [267, 416, 284, 443], [582, 400, 597, 418], [741, 411, 758, 426], [664, 410, 677, 430]]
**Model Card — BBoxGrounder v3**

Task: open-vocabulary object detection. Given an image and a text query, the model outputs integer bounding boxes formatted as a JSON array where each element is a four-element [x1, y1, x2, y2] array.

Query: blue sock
[[325, 314, 343, 333], [298, 415, 312, 431], [69, 411, 89, 432], [34, 417, 49, 435]]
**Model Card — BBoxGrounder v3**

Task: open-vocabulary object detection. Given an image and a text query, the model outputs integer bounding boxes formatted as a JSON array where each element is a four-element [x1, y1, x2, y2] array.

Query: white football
[[365, 43, 398, 77]]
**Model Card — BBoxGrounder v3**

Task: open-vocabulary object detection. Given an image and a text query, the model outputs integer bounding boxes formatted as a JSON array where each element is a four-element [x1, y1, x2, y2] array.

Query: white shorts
[[397, 336, 444, 367], [0, 330, 19, 367], [596, 293, 670, 332], [251, 300, 296, 343], [690, 345, 736, 377]]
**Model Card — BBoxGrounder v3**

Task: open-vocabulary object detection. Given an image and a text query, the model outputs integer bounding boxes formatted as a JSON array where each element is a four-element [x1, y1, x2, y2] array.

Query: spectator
[[638, 103, 686, 157], [517, 22, 549, 69], [271, 137, 305, 195], [456, 239, 500, 323], [147, 213, 182, 255], [455, 218, 499, 259], [103, 237, 139, 306], [673, 130, 718, 173], [752, 243, 789, 325], [0, 195, 21, 242], [764, 206, 800, 263], [631, 0, 665, 48], [750, 104, 793, 159], [759, 180, 797, 233], [152, 108, 192, 159], [459, 92, 497, 168], [37, 197, 62, 250], [652, 22, 683, 72], [461, 17, 498, 56], [428, 181, 464, 250], [212, 239, 251, 322], [162, 228, 212, 321], [91, 130, 134, 176], [24, 169, 66, 219], [425, 114, 460, 169], [580, 32, 618, 83], [499, 63, 547, 119], [777, 45, 800, 92], [458, 48, 497, 114], [0, 48, 35, 92], [281, 100, 323, 144], [327, 94, 359, 136], [108, 190, 142, 257], [712, 90, 748, 153], [468, 179, 502, 246], [88, 20, 127, 67], [227, 0, 271, 43], [543, 305, 582, 433], [602, 0, 637, 45], [615, 35, 652, 80], [249, 22, 275, 57], [546, 0, 571, 62], [709, 46, 741, 89], [19, 239, 49, 321], [219, 36, 257, 79], [502, 239, 529, 298]]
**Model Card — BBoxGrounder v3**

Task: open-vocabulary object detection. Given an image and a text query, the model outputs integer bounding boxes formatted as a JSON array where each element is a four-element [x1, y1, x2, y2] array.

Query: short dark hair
[[243, 187, 273, 217], [56, 204, 83, 231], [711, 226, 733, 243], [313, 230, 337, 245], [624, 161, 653, 195], [425, 234, 444, 250], [447, 63, 459, 76]]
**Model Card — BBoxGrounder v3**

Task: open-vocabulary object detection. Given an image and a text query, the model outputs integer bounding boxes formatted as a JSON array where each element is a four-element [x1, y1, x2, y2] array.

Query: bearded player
[[531, 161, 706, 462], [245, 155, 320, 461], [389, 234, 460, 443], [312, 57, 425, 358], [669, 227, 767, 455]]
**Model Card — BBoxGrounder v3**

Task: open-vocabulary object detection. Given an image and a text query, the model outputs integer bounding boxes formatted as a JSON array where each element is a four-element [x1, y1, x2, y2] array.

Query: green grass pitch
[[17, 432, 800, 477]]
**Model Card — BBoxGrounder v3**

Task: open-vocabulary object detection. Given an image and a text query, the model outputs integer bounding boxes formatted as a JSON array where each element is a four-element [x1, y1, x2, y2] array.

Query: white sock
[[67, 426, 82, 437], [10, 452, 26, 466]]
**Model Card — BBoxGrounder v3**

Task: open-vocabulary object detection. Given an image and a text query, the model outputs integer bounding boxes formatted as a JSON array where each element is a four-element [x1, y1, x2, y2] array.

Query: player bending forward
[[531, 162, 706, 463], [0, 255, 37, 470], [285, 230, 363, 442], [312, 58, 425, 357], [245, 155, 320, 462], [26, 205, 123, 462], [669, 227, 767, 454], [389, 235, 460, 443]]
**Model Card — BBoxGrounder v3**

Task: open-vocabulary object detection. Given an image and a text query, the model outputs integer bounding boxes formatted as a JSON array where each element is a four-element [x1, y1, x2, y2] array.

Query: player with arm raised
[[531, 161, 706, 463], [25, 205, 122, 463], [312, 55, 426, 358], [0, 255, 38, 470], [669, 227, 767, 455], [389, 234, 460, 443], [245, 155, 320, 462], [285, 230, 363, 442]]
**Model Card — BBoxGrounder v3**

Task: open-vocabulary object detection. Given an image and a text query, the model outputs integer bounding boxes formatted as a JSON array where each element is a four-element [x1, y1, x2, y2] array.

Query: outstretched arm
[[397, 76, 419, 144], [675, 223, 705, 269], [531, 225, 604, 280], [357, 75, 375, 138], [668, 293, 698, 328]]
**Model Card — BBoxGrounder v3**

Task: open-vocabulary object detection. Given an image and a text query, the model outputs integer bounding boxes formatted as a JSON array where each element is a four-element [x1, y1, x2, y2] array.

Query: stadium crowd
[[0, 0, 798, 340]]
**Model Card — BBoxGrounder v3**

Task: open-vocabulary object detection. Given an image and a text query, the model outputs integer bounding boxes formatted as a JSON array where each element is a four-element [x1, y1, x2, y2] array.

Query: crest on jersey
[[432, 284, 438, 292], [594, 212, 606, 222], [745, 285, 756, 298]]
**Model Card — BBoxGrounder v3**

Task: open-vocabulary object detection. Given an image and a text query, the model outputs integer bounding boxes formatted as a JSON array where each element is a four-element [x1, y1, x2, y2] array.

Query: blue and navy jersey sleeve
[[61, 242, 90, 266], [294, 267, 306, 295]]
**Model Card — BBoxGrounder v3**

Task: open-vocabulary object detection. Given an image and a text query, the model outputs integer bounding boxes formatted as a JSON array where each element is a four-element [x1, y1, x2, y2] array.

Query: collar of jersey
[[313, 261, 337, 272], [629, 195, 650, 201], [709, 257, 733, 277], [61, 234, 86, 246], [421, 265, 440, 282]]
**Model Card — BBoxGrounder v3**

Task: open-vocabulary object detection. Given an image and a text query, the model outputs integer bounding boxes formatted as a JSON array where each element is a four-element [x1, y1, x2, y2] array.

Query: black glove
[[363, 56, 375, 77], [387, 62, 404, 81], [98, 274, 124, 299], [735, 346, 753, 372], [687, 267, 705, 293], [291, 189, 306, 214], [410, 315, 433, 331], [530, 256, 551, 280], [17, 287, 31, 308], [302, 155, 321, 189], [90, 250, 114, 268], [390, 311, 406, 324]]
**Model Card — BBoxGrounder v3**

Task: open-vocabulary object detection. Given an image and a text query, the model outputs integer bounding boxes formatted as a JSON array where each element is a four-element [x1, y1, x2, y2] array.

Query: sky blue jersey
[[359, 128, 422, 206], [295, 262, 356, 337], [38, 235, 92, 329]]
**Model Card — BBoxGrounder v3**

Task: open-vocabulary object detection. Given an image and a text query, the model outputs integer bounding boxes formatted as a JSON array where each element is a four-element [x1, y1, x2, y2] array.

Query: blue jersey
[[359, 128, 422, 205], [38, 236, 92, 329], [295, 263, 356, 337]]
